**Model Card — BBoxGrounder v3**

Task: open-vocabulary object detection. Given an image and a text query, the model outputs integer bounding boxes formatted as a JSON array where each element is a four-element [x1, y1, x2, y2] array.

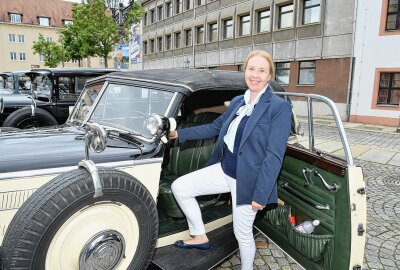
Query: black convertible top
[[104, 69, 248, 92]]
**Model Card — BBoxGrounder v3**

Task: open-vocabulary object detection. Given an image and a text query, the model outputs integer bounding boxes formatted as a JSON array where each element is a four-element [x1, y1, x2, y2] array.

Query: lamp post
[[105, 0, 135, 45]]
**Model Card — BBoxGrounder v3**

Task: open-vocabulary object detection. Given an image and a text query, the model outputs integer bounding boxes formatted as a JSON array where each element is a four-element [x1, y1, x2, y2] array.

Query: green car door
[[254, 93, 366, 270]]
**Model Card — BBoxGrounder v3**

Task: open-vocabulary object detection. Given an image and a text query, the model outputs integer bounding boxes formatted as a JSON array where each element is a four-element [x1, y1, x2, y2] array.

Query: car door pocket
[[281, 182, 330, 210], [261, 205, 334, 269]]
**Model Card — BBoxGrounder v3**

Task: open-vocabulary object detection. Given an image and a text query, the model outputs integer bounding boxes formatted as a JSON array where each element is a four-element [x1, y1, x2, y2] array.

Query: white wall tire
[[1, 168, 158, 270]]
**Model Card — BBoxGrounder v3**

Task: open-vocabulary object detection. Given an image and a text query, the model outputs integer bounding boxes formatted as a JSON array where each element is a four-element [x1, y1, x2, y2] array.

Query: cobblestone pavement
[[215, 124, 400, 270]]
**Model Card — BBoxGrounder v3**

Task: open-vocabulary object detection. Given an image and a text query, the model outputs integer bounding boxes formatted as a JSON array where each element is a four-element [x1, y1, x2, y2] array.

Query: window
[[239, 14, 251, 36], [196, 0, 205, 6], [39, 54, 45, 62], [175, 0, 183, 14], [10, 13, 22, 23], [386, 0, 400, 30], [47, 37, 53, 42], [99, 57, 106, 66], [209, 22, 218, 42], [378, 72, 400, 105], [279, 4, 294, 29], [64, 20, 73, 25], [223, 19, 233, 39], [175, 32, 181, 48], [185, 0, 193, 11], [298, 61, 316, 85], [150, 39, 155, 53], [157, 37, 163, 52], [257, 9, 271, 33], [276, 62, 290, 85], [18, 35, 25, 43], [165, 34, 172, 50], [166, 2, 172, 18], [196, 26, 204, 44], [10, 52, 17, 61], [143, 13, 147, 26], [39, 17, 50, 26], [19, 53, 26, 61], [303, 0, 320, 24], [8, 34, 16, 42], [185, 29, 192, 46], [143, 41, 148, 54], [158, 6, 163, 21], [150, 9, 155, 23]]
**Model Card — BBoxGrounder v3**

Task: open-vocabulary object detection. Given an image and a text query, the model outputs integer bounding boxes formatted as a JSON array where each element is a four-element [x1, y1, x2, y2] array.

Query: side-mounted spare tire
[[2, 107, 58, 128], [0, 168, 159, 270]]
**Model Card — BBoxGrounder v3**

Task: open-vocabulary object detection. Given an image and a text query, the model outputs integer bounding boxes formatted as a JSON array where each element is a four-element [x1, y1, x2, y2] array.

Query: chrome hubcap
[[79, 230, 125, 270]]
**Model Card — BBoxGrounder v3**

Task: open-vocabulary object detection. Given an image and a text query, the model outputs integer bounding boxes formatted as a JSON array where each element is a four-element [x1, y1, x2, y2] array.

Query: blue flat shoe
[[174, 240, 211, 250]]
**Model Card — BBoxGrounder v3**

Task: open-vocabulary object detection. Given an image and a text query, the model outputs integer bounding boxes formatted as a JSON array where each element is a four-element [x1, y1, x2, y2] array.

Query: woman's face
[[245, 55, 271, 93]]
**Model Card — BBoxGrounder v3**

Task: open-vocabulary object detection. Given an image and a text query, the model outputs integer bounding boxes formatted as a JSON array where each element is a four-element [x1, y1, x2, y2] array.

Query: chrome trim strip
[[275, 92, 354, 165], [0, 158, 163, 180], [165, 92, 178, 116]]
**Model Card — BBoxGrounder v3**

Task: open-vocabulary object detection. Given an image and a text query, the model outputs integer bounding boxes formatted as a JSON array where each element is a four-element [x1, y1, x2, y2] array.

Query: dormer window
[[64, 20, 73, 26], [10, 13, 22, 23], [39, 17, 50, 26]]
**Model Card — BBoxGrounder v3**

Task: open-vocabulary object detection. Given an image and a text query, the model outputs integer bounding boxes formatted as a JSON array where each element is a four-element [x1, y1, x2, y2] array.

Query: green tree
[[60, 23, 85, 67], [71, 0, 119, 67], [125, 2, 146, 28], [32, 34, 63, 68]]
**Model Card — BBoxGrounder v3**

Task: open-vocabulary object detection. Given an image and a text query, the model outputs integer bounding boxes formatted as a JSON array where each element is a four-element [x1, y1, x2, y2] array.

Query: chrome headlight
[[146, 114, 176, 137]]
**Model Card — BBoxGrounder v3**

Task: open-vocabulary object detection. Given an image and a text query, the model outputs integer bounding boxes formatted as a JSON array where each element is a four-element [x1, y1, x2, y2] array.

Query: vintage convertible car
[[0, 69, 366, 270], [0, 68, 116, 128], [0, 71, 30, 95]]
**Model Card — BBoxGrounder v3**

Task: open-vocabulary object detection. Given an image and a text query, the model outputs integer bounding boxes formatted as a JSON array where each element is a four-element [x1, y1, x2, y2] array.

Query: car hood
[[2, 94, 50, 107], [0, 126, 146, 174]]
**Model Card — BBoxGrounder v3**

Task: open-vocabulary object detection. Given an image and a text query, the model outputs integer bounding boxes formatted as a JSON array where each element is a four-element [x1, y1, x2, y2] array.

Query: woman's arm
[[252, 100, 292, 206], [176, 95, 243, 142]]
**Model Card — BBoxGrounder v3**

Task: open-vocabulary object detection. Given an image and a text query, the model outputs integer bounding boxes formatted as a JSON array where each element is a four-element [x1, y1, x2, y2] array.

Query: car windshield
[[70, 83, 174, 138], [30, 73, 52, 95]]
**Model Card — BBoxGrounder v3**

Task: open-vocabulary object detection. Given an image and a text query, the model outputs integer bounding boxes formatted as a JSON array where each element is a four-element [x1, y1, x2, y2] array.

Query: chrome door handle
[[302, 167, 311, 187], [314, 170, 339, 192]]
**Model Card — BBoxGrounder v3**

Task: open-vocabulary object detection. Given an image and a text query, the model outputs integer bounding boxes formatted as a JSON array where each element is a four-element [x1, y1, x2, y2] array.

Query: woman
[[169, 50, 292, 270]]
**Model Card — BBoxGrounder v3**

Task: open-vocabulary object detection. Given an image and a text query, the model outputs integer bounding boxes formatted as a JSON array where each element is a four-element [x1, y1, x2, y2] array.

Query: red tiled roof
[[0, 0, 75, 27]]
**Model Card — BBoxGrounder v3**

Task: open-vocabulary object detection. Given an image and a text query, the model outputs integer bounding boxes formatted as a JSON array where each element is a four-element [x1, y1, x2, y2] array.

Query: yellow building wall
[[0, 22, 109, 72]]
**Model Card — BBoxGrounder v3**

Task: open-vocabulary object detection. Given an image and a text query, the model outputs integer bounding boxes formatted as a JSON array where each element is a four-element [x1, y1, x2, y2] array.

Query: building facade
[[0, 0, 104, 72], [141, 0, 356, 119], [350, 0, 400, 126]]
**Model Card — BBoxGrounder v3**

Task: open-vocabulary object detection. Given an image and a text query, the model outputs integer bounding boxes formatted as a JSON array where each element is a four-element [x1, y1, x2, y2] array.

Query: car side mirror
[[146, 114, 176, 143], [83, 122, 107, 160]]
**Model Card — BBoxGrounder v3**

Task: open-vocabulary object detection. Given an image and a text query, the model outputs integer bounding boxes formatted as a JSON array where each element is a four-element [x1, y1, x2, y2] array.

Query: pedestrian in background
[[169, 50, 292, 270]]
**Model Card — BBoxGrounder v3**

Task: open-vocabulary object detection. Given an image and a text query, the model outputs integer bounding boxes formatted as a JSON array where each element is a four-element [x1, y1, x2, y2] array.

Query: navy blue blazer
[[178, 85, 292, 206]]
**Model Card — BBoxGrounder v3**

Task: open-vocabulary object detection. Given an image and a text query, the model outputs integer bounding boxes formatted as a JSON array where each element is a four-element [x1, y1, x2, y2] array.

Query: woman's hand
[[252, 201, 265, 211], [169, 130, 178, 140]]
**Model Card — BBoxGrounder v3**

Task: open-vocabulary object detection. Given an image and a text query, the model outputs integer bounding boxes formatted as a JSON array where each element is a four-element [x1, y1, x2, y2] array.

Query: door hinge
[[357, 187, 365, 194], [353, 265, 361, 270], [357, 224, 365, 236]]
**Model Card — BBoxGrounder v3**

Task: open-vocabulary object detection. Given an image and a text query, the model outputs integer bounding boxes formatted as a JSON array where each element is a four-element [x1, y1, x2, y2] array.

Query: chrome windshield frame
[[77, 82, 178, 144]]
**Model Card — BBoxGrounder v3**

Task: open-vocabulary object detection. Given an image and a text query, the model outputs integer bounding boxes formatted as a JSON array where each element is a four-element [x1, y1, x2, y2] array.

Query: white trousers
[[171, 163, 257, 270]]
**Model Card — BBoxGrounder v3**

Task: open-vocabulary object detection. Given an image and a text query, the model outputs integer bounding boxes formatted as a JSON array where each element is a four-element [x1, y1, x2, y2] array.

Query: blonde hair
[[243, 50, 275, 79]]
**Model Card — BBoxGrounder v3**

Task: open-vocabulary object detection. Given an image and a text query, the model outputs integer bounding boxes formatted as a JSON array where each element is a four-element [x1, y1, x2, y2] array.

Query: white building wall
[[350, 0, 400, 125]]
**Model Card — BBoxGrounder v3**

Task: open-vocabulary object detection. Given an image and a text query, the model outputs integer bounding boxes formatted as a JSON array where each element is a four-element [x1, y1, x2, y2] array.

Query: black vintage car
[[0, 68, 116, 128], [0, 69, 366, 270], [0, 70, 31, 95]]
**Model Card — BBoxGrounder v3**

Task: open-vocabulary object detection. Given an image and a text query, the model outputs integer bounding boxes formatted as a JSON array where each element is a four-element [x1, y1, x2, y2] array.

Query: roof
[[0, 0, 73, 27], [30, 68, 118, 76], [105, 69, 248, 92]]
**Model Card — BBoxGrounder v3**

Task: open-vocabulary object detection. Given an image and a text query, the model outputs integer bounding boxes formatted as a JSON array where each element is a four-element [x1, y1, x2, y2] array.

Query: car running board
[[149, 223, 257, 270]]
